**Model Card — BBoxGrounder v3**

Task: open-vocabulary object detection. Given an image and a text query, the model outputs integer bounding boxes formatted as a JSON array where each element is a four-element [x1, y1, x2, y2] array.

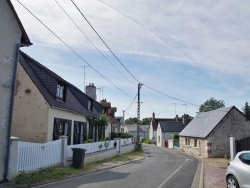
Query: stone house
[[12, 51, 106, 145], [156, 121, 185, 147], [124, 124, 141, 138], [179, 106, 250, 158], [0, 0, 32, 182]]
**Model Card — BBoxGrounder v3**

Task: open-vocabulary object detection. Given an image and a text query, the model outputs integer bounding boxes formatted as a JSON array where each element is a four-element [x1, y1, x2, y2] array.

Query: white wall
[[48, 108, 87, 143]]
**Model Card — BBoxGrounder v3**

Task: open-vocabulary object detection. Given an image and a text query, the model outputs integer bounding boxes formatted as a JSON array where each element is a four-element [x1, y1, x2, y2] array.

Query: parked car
[[226, 151, 250, 188]]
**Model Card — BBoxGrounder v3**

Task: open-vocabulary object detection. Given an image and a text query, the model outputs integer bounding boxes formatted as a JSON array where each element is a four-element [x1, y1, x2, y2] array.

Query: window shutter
[[53, 118, 60, 140]]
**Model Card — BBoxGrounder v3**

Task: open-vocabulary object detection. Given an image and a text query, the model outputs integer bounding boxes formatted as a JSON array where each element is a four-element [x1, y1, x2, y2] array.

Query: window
[[53, 118, 72, 145], [56, 84, 65, 100], [239, 153, 250, 165], [185, 137, 190, 146], [88, 100, 93, 111], [194, 139, 198, 147]]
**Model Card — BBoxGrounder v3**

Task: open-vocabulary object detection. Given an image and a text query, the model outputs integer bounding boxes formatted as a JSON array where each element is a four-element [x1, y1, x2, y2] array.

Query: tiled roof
[[19, 51, 104, 117], [139, 125, 150, 132], [152, 118, 180, 131], [159, 121, 185, 132], [126, 124, 141, 132], [179, 106, 234, 138]]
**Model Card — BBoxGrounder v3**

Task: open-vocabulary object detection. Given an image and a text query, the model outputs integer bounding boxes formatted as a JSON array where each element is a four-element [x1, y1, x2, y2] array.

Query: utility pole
[[136, 83, 142, 149]]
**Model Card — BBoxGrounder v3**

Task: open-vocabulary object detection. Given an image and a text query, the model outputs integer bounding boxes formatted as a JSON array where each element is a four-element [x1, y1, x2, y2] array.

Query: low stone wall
[[66, 143, 135, 166]]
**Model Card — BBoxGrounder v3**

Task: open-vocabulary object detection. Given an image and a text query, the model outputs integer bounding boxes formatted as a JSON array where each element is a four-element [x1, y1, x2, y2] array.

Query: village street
[[35, 145, 198, 188]]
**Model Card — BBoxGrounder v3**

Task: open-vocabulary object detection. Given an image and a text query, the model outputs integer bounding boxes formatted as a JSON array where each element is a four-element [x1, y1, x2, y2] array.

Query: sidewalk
[[202, 158, 229, 188]]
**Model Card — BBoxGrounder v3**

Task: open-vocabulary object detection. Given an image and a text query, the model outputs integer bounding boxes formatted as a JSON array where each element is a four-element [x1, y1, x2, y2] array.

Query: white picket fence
[[9, 137, 133, 178], [17, 139, 62, 172]]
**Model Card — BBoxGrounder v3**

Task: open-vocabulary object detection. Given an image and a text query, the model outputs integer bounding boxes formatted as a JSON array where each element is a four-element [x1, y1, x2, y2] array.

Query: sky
[[11, 0, 250, 119]]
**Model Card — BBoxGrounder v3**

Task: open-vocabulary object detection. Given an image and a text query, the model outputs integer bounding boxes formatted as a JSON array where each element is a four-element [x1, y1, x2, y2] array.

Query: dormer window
[[88, 100, 93, 111], [56, 84, 65, 100]]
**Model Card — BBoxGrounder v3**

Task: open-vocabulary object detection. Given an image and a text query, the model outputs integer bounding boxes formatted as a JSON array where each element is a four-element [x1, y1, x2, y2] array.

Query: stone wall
[[180, 108, 250, 158]]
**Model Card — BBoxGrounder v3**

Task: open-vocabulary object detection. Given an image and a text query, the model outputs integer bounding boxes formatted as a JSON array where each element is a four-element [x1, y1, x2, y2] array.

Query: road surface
[[35, 144, 198, 188]]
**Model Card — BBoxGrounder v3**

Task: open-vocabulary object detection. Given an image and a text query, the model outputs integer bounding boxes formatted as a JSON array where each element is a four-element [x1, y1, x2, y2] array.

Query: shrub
[[142, 138, 152, 144]]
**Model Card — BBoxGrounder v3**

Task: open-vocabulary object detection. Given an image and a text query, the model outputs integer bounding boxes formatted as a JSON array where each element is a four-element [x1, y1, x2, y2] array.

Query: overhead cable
[[16, 0, 133, 99], [54, 0, 135, 85], [71, 0, 141, 83]]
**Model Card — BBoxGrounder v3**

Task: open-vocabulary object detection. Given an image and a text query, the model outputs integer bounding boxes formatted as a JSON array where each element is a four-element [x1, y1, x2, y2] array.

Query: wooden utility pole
[[136, 83, 142, 149]]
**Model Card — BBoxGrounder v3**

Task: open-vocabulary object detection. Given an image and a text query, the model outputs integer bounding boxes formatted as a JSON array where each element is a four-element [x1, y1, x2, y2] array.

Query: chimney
[[86, 83, 97, 100], [175, 115, 179, 122], [152, 112, 155, 122]]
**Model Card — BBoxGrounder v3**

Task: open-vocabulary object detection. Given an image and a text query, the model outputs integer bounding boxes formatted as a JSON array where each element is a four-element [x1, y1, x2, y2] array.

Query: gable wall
[[180, 108, 250, 158], [207, 108, 250, 157], [0, 0, 24, 180], [12, 62, 50, 143]]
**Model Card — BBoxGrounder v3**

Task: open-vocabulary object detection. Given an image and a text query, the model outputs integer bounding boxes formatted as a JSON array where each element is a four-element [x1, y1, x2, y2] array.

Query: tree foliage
[[242, 101, 250, 121], [199, 97, 225, 112], [87, 112, 109, 128], [125, 117, 151, 125]]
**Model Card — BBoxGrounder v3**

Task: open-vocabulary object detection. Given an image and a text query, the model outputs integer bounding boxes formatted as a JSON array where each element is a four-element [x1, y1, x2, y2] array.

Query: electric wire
[[124, 94, 138, 112], [70, 0, 141, 83], [16, 0, 133, 99], [141, 89, 154, 112], [143, 84, 200, 107], [54, 0, 135, 85]]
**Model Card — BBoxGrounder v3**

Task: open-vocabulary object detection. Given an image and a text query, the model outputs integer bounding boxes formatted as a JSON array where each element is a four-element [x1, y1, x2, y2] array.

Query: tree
[[242, 101, 250, 121], [125, 117, 139, 125], [139, 117, 151, 125], [199, 97, 225, 112]]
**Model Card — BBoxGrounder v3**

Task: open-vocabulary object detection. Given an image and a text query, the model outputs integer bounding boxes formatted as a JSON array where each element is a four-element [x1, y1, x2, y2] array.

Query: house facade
[[12, 52, 105, 145], [179, 106, 250, 158], [149, 112, 187, 142], [156, 121, 184, 147], [0, 0, 31, 182]]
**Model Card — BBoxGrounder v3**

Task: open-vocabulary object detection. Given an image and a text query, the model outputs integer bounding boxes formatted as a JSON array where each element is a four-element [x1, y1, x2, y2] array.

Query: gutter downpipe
[[4, 43, 21, 182]]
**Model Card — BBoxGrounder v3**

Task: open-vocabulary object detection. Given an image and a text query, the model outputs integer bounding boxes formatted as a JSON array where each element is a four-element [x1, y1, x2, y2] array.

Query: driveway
[[34, 144, 198, 188]]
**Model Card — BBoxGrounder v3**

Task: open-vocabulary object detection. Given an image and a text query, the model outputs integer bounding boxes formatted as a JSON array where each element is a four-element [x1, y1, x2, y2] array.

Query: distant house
[[149, 112, 188, 142], [115, 116, 125, 133], [12, 52, 105, 145], [99, 99, 120, 135], [0, 0, 32, 182], [179, 106, 250, 158], [156, 121, 185, 147], [139, 125, 150, 139], [124, 124, 141, 138]]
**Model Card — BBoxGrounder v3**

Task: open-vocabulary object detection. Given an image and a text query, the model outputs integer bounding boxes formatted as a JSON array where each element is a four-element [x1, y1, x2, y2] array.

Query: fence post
[[230, 136, 236, 160], [60, 136, 68, 167], [117, 138, 121, 155], [8, 136, 20, 179]]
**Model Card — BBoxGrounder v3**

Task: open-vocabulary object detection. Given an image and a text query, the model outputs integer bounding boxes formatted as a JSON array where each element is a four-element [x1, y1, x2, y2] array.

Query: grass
[[14, 149, 144, 185]]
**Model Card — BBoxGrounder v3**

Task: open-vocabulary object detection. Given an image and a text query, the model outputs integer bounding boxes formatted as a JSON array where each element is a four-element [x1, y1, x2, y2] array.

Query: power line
[[124, 94, 138, 112], [143, 84, 200, 107], [54, 0, 135, 85], [16, 0, 133, 99], [70, 0, 140, 84], [141, 89, 154, 112]]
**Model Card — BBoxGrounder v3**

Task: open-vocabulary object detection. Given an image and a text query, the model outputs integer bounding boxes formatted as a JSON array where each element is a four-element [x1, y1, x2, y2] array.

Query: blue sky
[[12, 0, 250, 119]]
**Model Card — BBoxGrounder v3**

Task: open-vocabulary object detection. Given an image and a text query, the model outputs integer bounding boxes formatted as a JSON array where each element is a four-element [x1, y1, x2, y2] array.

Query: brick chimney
[[86, 83, 96, 100]]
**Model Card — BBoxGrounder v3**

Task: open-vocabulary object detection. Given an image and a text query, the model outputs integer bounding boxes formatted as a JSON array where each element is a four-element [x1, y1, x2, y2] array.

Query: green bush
[[85, 139, 93, 143], [173, 134, 179, 140], [111, 132, 133, 139], [142, 138, 152, 144]]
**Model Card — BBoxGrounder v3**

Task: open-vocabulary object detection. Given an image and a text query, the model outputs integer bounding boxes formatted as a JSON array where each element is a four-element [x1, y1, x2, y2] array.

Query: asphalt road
[[35, 145, 198, 188]]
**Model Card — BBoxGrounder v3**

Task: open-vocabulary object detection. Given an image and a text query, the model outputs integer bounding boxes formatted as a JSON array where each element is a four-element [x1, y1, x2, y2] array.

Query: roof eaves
[[7, 0, 32, 46]]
